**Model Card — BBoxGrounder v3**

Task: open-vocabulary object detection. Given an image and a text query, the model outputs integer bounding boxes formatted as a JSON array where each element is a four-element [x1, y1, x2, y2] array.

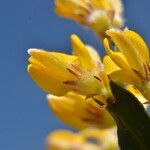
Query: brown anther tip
[[77, 13, 85, 18], [143, 63, 148, 75], [71, 64, 83, 73], [67, 68, 79, 77], [78, 6, 91, 14], [93, 97, 105, 106], [94, 76, 101, 81], [146, 62, 150, 72], [63, 80, 76, 86]]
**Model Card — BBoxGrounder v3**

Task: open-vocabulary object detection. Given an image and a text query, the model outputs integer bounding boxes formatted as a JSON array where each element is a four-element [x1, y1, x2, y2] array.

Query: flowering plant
[[27, 0, 150, 149]]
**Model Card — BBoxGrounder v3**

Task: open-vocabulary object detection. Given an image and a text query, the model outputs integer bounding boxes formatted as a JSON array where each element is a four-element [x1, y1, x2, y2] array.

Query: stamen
[[77, 13, 86, 18], [132, 69, 144, 80], [92, 97, 105, 106], [71, 64, 83, 74], [78, 6, 91, 14], [94, 76, 101, 82], [146, 62, 150, 73], [67, 68, 80, 77], [82, 117, 97, 122], [82, 104, 103, 123], [86, 1, 94, 10], [63, 80, 76, 86], [144, 63, 148, 76]]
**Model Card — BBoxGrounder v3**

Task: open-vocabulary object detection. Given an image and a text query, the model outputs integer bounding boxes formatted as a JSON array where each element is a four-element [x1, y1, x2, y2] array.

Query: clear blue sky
[[0, 0, 149, 149]]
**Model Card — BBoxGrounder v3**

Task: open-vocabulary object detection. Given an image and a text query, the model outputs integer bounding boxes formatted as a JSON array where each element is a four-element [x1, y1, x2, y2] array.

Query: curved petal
[[55, 0, 89, 22], [79, 128, 119, 150], [91, 0, 110, 9], [48, 92, 115, 130], [86, 45, 102, 67], [28, 49, 76, 81], [103, 55, 120, 74], [47, 128, 119, 150], [104, 38, 130, 70], [106, 29, 144, 73], [109, 69, 142, 86], [28, 64, 74, 96], [123, 30, 149, 62], [46, 130, 83, 150], [71, 35, 98, 70], [127, 85, 147, 103]]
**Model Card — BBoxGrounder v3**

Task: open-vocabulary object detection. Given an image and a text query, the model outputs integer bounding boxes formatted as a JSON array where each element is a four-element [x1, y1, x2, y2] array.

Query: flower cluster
[[46, 128, 119, 150], [27, 0, 150, 149], [55, 0, 124, 39], [103, 29, 150, 102], [28, 35, 115, 130]]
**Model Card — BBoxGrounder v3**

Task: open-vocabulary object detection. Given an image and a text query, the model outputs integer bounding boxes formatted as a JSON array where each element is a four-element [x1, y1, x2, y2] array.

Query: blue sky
[[0, 0, 149, 149]]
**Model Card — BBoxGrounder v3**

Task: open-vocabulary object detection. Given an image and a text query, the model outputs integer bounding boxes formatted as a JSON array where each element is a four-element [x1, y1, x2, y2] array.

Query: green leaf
[[107, 81, 150, 150]]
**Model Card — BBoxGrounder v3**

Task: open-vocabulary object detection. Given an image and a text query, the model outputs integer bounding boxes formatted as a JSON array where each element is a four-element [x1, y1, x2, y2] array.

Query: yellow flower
[[28, 35, 114, 130], [55, 0, 124, 39], [46, 130, 84, 150], [46, 128, 119, 150], [28, 35, 110, 99], [103, 29, 150, 101], [47, 92, 115, 130]]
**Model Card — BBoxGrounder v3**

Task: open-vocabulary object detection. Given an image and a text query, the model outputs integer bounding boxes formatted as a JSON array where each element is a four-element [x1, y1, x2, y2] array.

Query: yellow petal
[[28, 49, 76, 81], [88, 10, 110, 39], [104, 38, 130, 70], [55, 0, 89, 22], [123, 30, 149, 62], [127, 85, 147, 103], [103, 55, 120, 74], [47, 128, 119, 150], [79, 128, 119, 150], [106, 29, 144, 73], [28, 64, 74, 96], [48, 92, 115, 130], [91, 0, 110, 9], [46, 130, 83, 150], [85, 45, 102, 67], [110, 0, 123, 14], [71, 35, 97, 70], [109, 69, 142, 86]]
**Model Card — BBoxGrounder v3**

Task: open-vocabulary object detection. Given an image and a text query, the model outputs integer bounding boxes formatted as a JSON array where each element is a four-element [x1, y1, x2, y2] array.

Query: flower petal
[[109, 69, 142, 86], [48, 92, 115, 130], [46, 130, 83, 150], [28, 64, 74, 96], [104, 38, 130, 70], [28, 49, 76, 81], [71, 35, 97, 70], [127, 85, 147, 103], [91, 0, 110, 9], [103, 55, 120, 74], [55, 0, 89, 22], [86, 45, 102, 67], [106, 29, 144, 73], [123, 30, 149, 62]]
